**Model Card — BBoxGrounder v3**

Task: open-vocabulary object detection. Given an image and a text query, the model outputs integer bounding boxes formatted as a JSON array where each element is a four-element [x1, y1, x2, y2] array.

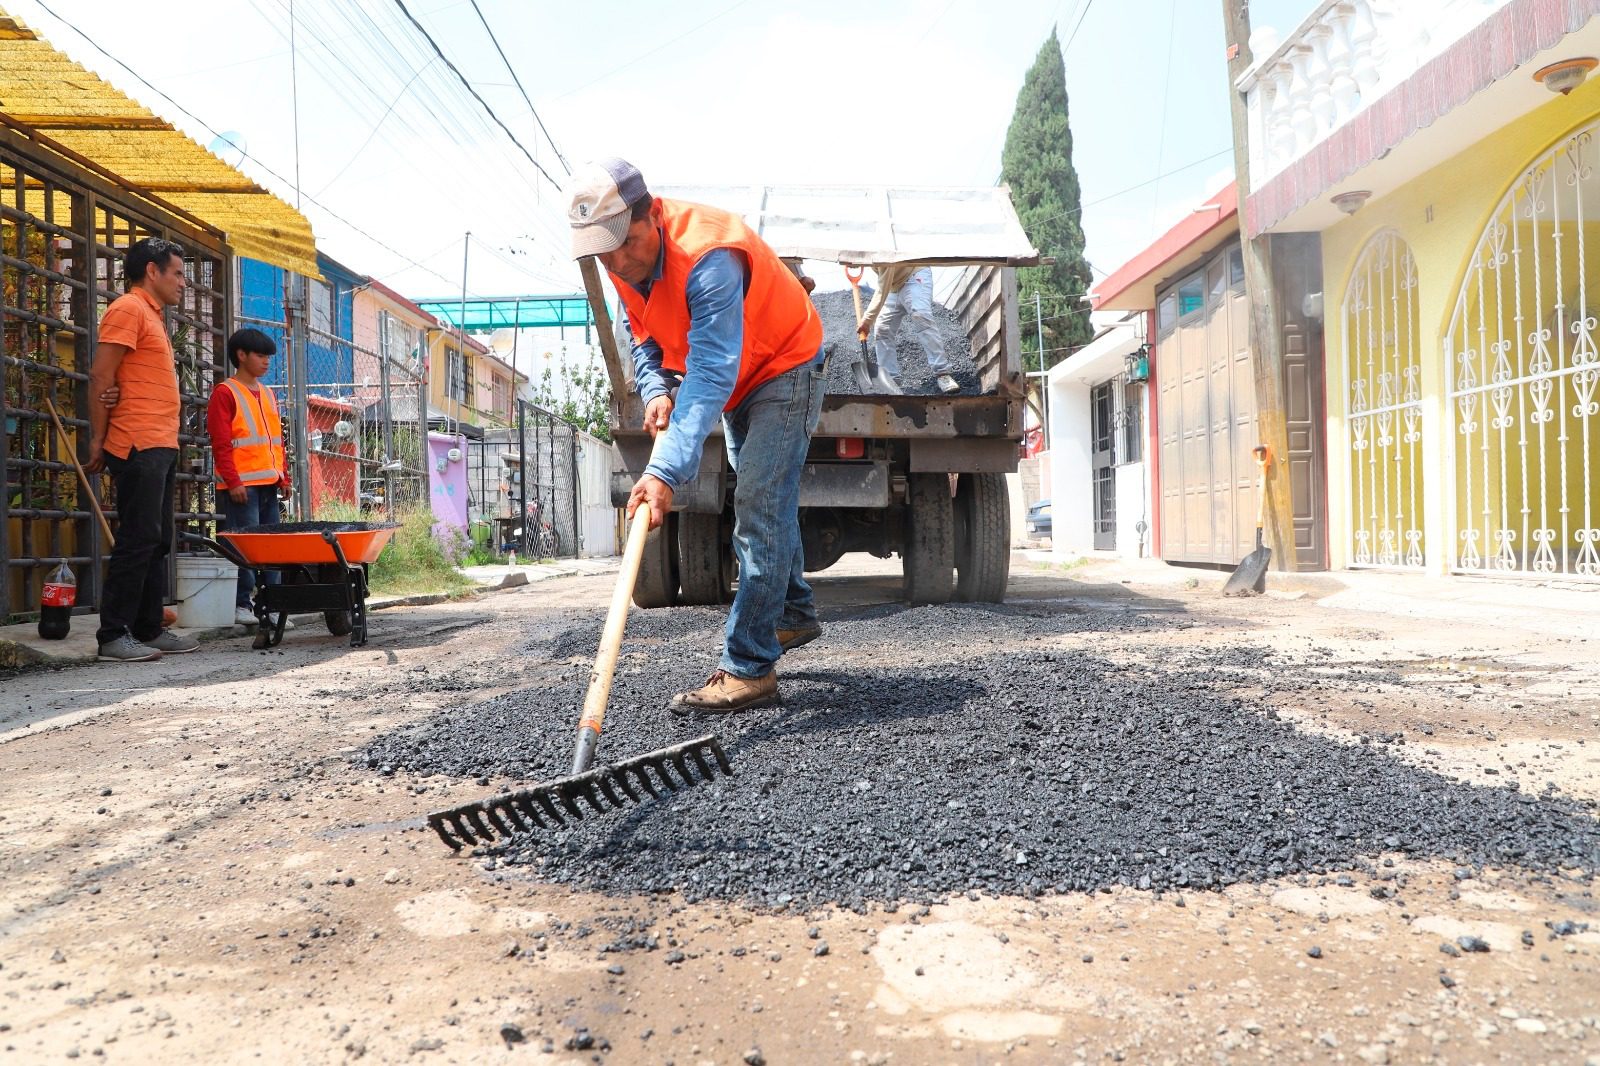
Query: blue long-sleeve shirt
[[627, 246, 745, 489]]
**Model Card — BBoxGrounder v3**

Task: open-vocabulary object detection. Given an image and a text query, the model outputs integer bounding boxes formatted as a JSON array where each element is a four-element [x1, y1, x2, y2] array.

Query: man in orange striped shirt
[[86, 238, 201, 662]]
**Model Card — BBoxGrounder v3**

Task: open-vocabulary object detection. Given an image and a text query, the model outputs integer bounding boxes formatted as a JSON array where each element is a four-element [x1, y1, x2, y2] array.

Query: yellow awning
[[0, 9, 319, 277]]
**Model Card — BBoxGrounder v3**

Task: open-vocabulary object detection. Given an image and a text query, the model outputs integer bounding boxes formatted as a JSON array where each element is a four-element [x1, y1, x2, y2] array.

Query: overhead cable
[[467, 0, 570, 175], [388, 0, 563, 191], [25, 0, 491, 296]]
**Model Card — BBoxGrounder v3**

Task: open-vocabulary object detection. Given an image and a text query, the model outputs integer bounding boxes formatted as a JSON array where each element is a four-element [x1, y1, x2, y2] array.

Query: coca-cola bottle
[[38, 561, 76, 640]]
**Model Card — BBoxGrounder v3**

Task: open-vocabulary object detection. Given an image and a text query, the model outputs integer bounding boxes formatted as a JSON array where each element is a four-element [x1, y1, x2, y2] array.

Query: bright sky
[[10, 0, 1314, 305]]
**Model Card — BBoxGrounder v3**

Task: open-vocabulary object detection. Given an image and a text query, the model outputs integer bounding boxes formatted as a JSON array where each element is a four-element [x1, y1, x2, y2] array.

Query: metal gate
[[1156, 245, 1255, 564], [1090, 379, 1116, 551], [464, 403, 583, 559], [1446, 120, 1599, 579], [1345, 230, 1424, 568], [2, 125, 228, 622]]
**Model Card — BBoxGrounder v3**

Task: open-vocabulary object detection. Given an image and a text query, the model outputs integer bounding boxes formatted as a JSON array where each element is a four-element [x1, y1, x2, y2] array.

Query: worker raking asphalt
[[362, 601, 1600, 911], [814, 289, 982, 396]]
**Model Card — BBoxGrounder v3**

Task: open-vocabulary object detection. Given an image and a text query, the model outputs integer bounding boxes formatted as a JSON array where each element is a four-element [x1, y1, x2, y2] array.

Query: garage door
[[1156, 246, 1257, 565]]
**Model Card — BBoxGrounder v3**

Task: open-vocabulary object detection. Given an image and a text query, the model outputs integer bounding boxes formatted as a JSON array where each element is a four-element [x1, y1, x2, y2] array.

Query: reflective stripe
[[218, 378, 286, 487], [224, 379, 264, 438]]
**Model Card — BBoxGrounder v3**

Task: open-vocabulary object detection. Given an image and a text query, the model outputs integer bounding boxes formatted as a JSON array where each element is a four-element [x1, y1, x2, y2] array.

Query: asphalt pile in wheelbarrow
[[813, 288, 982, 396], [231, 521, 378, 534], [362, 601, 1600, 912]]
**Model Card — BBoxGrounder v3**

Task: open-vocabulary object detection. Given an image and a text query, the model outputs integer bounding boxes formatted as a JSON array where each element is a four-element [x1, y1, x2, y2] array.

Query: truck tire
[[903, 473, 954, 604], [632, 513, 680, 609], [677, 510, 732, 605], [801, 507, 847, 572], [955, 472, 1011, 603]]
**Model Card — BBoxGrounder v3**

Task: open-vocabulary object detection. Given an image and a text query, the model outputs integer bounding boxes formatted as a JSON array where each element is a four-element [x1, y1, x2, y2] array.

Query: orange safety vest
[[217, 378, 286, 487], [611, 199, 824, 411]]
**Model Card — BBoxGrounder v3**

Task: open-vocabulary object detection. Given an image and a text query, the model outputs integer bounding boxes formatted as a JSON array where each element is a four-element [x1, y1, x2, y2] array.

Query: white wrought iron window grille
[[1344, 230, 1424, 568], [1446, 121, 1600, 579]]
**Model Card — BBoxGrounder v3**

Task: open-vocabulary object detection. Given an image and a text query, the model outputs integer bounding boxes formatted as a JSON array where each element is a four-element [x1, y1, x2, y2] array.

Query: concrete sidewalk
[[0, 555, 620, 671], [1024, 550, 1600, 641]]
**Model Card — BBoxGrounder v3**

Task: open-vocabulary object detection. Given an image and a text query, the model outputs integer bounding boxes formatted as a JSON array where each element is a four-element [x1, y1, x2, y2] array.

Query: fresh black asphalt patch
[[362, 600, 1600, 910]]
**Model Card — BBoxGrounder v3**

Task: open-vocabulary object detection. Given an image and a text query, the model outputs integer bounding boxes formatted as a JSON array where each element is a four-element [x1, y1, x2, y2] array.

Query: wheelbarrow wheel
[[312, 564, 355, 635]]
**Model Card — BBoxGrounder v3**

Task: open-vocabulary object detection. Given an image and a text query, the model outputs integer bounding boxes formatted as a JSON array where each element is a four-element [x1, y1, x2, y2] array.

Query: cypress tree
[[1002, 29, 1094, 372]]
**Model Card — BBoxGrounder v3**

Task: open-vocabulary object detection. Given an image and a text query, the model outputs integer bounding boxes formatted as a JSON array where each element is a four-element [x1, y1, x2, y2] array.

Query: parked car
[[1027, 498, 1052, 538]]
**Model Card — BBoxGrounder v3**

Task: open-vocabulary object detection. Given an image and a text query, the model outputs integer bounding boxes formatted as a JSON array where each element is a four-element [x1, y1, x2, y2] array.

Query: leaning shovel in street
[[427, 503, 732, 851], [1222, 446, 1272, 597]]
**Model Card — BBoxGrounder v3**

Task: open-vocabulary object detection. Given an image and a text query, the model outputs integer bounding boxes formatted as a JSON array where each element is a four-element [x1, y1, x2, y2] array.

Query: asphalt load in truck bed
[[814, 289, 983, 396], [362, 602, 1600, 911]]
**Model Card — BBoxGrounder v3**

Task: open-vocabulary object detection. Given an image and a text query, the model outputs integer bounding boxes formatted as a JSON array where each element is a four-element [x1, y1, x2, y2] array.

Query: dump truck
[[580, 184, 1039, 608]]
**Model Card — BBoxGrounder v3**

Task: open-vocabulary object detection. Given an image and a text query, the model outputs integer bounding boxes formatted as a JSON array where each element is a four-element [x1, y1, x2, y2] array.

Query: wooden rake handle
[[571, 502, 654, 774], [1251, 445, 1271, 531], [43, 396, 115, 548]]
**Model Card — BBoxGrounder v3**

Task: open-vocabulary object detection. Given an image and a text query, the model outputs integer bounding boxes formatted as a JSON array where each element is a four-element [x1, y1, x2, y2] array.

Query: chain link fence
[[233, 272, 427, 523]]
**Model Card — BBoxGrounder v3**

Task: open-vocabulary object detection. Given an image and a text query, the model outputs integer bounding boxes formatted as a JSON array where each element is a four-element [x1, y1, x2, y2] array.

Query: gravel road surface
[[2, 557, 1596, 1064]]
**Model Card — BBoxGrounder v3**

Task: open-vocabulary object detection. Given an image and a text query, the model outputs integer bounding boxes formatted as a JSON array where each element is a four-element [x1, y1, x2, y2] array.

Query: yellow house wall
[[426, 332, 473, 427], [1319, 77, 1600, 574], [425, 335, 519, 427]]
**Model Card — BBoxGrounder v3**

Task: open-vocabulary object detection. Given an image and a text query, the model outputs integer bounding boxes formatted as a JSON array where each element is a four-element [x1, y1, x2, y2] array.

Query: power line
[[913, 0, 962, 50], [555, 0, 758, 99], [24, 0, 492, 296], [313, 56, 436, 197], [467, 0, 570, 176], [1023, 146, 1234, 230], [273, 2, 570, 280], [363, 0, 572, 254], [270, 0, 570, 256], [389, 0, 562, 191], [1147, 0, 1180, 238], [476, 239, 579, 292], [1062, 0, 1096, 51]]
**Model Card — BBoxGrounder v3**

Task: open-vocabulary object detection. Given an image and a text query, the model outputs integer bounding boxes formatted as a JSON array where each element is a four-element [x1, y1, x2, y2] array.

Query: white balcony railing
[[1239, 0, 1514, 189]]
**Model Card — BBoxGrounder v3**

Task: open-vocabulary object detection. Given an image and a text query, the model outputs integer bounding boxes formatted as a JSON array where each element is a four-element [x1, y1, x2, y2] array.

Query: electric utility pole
[[1221, 0, 1297, 570]]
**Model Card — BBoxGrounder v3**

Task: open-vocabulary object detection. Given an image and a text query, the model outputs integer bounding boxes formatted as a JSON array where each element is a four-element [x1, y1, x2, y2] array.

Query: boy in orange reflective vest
[[208, 328, 293, 627]]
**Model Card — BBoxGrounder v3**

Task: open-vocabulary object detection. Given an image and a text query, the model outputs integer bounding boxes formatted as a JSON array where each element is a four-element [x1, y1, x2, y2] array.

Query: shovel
[[1222, 446, 1271, 597], [428, 503, 732, 851], [843, 266, 899, 395]]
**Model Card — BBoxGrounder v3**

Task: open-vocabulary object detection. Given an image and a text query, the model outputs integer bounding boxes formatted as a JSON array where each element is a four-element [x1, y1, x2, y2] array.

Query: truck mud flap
[[798, 461, 890, 509], [909, 438, 1020, 474]]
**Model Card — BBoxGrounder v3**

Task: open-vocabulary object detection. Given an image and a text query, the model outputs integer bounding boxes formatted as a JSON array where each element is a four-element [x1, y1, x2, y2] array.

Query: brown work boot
[[670, 670, 778, 715], [777, 625, 822, 652]]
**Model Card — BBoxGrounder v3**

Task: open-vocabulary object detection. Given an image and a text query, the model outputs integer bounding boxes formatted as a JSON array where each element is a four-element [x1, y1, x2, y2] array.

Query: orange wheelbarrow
[[182, 522, 396, 649]]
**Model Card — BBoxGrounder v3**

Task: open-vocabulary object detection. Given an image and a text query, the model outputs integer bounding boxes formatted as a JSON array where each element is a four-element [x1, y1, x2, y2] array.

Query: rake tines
[[428, 735, 733, 851]]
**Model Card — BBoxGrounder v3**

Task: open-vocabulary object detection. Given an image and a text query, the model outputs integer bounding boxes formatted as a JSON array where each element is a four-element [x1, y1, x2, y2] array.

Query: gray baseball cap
[[567, 158, 651, 259]]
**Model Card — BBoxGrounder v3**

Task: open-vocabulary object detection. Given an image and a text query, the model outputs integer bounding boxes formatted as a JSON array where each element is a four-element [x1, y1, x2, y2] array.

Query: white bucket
[[172, 553, 238, 629]]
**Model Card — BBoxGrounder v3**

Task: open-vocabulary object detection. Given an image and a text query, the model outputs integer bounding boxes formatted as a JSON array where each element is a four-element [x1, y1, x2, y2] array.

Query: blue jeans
[[720, 350, 827, 678], [220, 484, 282, 608]]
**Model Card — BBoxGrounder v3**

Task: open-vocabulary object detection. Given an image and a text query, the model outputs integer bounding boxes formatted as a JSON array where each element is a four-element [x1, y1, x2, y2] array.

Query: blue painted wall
[[235, 252, 363, 393]]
